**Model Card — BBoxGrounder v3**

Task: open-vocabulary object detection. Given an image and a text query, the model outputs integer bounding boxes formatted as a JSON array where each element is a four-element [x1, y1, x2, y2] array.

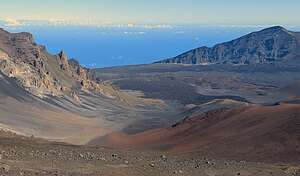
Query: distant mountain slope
[[156, 26, 300, 65]]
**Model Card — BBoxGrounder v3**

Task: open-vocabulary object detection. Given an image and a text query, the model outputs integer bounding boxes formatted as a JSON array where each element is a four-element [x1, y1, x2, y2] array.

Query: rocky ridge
[[156, 26, 300, 65], [0, 28, 114, 100]]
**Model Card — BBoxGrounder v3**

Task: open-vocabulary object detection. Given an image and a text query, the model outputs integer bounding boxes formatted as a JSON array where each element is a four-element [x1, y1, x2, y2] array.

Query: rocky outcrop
[[156, 26, 300, 65], [0, 28, 116, 99], [58, 51, 70, 71]]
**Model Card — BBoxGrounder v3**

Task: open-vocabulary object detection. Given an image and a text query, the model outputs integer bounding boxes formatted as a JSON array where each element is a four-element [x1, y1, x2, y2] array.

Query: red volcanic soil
[[94, 104, 300, 164]]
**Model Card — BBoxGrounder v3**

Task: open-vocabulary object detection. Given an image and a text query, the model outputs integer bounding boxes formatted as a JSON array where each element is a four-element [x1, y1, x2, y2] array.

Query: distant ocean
[[2, 24, 300, 68]]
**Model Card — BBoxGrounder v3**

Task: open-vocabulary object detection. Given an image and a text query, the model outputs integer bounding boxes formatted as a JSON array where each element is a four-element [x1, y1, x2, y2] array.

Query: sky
[[0, 0, 300, 25]]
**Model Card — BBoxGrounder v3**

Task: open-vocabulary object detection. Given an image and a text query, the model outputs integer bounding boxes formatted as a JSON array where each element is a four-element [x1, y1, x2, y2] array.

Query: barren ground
[[0, 131, 299, 176]]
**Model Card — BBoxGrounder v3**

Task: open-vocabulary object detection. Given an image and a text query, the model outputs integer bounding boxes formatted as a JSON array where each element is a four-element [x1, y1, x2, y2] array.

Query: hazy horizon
[[1, 23, 300, 68], [1, 0, 300, 68], [1, 0, 300, 25]]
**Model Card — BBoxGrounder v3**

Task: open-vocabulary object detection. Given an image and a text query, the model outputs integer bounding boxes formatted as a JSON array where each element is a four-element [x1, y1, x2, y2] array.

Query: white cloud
[[123, 31, 146, 35], [174, 31, 185, 34], [0, 18, 175, 30], [88, 63, 97, 67], [3, 18, 23, 27]]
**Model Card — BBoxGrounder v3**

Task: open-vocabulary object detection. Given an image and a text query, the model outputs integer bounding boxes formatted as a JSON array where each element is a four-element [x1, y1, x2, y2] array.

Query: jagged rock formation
[[0, 28, 112, 99], [156, 26, 300, 65]]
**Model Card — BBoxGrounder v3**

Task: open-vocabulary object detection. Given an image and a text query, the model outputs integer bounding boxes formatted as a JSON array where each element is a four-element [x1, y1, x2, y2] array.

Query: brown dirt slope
[[99, 104, 300, 163]]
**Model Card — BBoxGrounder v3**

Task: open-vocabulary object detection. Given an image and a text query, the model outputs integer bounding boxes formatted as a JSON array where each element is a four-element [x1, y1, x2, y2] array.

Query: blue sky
[[0, 0, 299, 25]]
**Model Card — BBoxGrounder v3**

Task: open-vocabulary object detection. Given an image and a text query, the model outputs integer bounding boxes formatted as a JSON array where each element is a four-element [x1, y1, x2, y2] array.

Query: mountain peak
[[260, 26, 289, 34], [156, 26, 299, 65]]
